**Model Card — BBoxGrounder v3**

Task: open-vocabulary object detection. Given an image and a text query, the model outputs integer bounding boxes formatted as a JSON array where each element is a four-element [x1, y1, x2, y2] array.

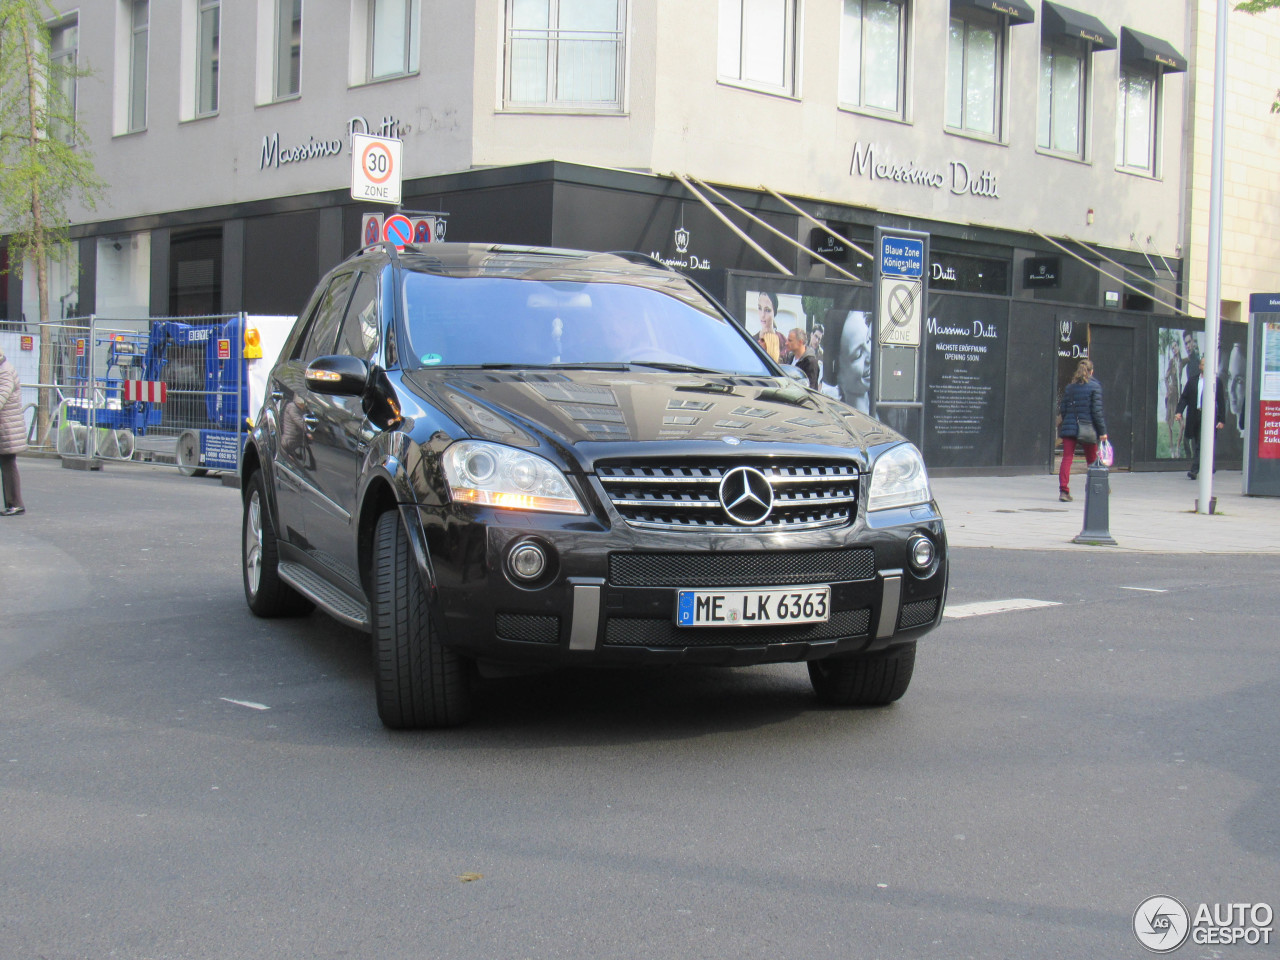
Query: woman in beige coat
[[0, 349, 27, 516]]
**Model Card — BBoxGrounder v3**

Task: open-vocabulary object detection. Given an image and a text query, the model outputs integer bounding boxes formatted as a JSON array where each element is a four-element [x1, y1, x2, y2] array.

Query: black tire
[[808, 642, 916, 706], [242, 470, 314, 618], [370, 510, 472, 729]]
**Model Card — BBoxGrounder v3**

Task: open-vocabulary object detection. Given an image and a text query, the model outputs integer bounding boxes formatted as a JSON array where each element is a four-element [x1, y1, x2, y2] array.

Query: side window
[[335, 273, 380, 361], [301, 273, 357, 361]]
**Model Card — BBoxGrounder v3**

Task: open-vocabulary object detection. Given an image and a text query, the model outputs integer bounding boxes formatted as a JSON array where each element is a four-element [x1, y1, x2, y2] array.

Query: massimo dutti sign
[[849, 141, 1001, 199], [259, 115, 412, 171]]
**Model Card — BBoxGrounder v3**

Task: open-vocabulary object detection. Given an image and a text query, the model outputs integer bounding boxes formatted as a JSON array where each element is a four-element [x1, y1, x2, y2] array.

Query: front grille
[[609, 549, 875, 587], [899, 598, 939, 629], [596, 458, 858, 531], [603, 608, 871, 648], [495, 613, 560, 644]]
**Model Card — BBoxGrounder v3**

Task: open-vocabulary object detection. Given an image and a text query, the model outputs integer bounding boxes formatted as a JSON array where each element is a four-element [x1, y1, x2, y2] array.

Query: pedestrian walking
[[1174, 357, 1224, 479], [0, 349, 28, 517], [1057, 358, 1108, 502]]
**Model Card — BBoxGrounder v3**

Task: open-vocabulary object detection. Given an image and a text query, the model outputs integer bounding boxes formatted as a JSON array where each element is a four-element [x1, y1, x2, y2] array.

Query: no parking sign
[[383, 214, 414, 247]]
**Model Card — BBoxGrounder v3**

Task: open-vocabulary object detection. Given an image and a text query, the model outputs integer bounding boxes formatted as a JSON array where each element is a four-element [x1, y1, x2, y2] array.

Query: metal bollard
[[1073, 462, 1116, 545]]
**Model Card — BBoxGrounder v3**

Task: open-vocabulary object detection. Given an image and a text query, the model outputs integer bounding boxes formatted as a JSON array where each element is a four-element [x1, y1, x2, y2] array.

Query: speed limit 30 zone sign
[[352, 133, 402, 205]]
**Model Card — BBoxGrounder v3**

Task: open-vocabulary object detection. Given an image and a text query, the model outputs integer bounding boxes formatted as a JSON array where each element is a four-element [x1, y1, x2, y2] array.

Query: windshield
[[400, 273, 772, 375]]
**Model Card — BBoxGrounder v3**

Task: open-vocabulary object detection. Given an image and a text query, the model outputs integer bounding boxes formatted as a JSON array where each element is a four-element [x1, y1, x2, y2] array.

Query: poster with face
[[819, 308, 873, 413], [727, 274, 873, 406], [745, 290, 808, 364], [1155, 325, 1246, 460]]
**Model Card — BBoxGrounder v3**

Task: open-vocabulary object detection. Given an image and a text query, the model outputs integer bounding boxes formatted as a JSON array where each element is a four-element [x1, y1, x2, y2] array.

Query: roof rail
[[604, 250, 673, 271]]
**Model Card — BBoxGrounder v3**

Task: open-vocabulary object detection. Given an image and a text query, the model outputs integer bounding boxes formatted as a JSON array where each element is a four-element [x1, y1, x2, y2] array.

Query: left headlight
[[442, 440, 586, 515], [867, 443, 932, 512]]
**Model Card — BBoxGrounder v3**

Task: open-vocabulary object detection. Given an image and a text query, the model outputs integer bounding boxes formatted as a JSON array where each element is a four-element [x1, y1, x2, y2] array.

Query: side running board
[[279, 561, 370, 630]]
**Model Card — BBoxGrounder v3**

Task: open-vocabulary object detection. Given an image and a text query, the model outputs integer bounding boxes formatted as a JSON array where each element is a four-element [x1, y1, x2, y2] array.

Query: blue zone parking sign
[[881, 237, 924, 279]]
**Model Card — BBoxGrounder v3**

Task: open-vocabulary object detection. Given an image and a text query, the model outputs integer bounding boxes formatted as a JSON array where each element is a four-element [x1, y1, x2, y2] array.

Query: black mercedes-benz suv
[[241, 243, 947, 728]]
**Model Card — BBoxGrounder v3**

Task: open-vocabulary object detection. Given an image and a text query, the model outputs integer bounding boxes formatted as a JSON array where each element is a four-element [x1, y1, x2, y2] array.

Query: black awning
[[1120, 26, 1188, 73], [951, 0, 1035, 25], [1042, 2, 1117, 50]]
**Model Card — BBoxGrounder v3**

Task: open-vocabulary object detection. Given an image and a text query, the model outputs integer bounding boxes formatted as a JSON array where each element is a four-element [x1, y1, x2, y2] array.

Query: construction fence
[[2, 314, 295, 475]]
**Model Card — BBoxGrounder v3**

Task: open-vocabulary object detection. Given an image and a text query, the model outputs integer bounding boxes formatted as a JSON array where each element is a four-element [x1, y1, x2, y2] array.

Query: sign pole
[[1197, 0, 1228, 514]]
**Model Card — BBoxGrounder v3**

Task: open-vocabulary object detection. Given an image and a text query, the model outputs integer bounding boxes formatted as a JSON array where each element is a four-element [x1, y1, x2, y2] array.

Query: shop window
[[48, 16, 79, 143], [169, 229, 222, 317], [23, 245, 81, 322], [196, 0, 220, 116], [839, 0, 907, 119], [128, 1, 149, 131], [1116, 66, 1157, 175], [718, 0, 799, 97], [96, 234, 152, 319], [505, 0, 626, 110], [928, 251, 1009, 296], [275, 0, 302, 98], [946, 5, 1002, 139]]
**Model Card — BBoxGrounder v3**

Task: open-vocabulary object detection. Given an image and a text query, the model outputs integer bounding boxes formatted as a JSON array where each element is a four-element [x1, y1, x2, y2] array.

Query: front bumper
[[420, 502, 947, 668]]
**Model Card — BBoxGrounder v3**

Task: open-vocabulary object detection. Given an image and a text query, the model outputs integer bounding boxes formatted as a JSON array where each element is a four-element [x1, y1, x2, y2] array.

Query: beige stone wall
[[1185, 3, 1280, 320]]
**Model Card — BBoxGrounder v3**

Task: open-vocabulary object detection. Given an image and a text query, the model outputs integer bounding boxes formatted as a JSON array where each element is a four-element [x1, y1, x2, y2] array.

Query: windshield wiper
[[626, 361, 727, 375]]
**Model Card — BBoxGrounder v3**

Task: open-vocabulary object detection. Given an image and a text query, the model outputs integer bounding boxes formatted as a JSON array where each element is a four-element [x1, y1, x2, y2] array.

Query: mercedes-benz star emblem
[[719, 466, 774, 526]]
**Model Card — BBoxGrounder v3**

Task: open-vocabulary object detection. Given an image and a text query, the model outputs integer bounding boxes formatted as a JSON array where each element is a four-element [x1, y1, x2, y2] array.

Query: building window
[[839, 0, 906, 117], [505, 0, 626, 110], [1038, 40, 1084, 156], [369, 0, 419, 80], [128, 1, 149, 132], [48, 17, 78, 143], [946, 6, 1002, 138], [718, 0, 798, 96], [196, 0, 220, 116], [275, 0, 302, 99], [1115, 66, 1156, 175]]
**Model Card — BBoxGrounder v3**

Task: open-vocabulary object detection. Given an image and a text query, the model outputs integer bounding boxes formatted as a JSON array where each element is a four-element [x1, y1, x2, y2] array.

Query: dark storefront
[[37, 160, 1237, 475]]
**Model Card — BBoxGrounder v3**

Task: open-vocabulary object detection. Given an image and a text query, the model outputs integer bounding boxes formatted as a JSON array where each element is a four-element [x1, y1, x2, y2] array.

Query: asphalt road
[[2, 459, 1276, 960]]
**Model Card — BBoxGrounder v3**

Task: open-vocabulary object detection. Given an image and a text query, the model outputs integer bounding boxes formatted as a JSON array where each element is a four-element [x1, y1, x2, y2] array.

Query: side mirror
[[305, 355, 368, 396]]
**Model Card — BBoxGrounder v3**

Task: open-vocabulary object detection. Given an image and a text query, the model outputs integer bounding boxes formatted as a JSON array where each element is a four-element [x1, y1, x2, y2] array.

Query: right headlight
[[867, 443, 932, 512], [442, 440, 585, 515]]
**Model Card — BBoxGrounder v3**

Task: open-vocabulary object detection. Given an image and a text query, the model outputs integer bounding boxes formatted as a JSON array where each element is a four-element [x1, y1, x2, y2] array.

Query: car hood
[[402, 368, 901, 458]]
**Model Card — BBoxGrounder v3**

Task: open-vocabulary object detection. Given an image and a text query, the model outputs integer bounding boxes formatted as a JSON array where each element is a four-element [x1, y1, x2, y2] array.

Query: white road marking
[[1119, 586, 1168, 593], [944, 598, 1061, 620], [220, 697, 270, 711]]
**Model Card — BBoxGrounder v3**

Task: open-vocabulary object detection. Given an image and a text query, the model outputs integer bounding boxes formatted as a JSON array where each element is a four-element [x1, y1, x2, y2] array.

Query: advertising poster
[[1155, 325, 1247, 461], [728, 275, 873, 410], [923, 294, 1008, 468]]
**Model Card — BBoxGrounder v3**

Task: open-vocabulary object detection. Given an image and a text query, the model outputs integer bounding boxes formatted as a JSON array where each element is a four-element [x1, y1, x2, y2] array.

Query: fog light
[[909, 535, 936, 574], [509, 542, 547, 581]]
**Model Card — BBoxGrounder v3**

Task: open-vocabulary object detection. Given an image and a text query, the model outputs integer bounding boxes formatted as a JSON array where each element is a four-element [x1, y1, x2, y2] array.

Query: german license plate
[[675, 586, 830, 627]]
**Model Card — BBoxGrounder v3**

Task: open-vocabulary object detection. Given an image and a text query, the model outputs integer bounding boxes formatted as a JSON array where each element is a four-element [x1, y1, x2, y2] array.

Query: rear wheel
[[370, 510, 472, 729], [808, 642, 916, 706], [242, 470, 313, 618], [176, 430, 208, 477]]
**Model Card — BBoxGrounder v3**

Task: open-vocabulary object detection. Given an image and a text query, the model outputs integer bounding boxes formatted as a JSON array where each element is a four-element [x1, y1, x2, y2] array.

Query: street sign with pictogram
[[351, 134, 402, 205]]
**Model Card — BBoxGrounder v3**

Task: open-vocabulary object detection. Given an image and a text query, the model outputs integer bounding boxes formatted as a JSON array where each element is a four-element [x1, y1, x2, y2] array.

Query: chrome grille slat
[[596, 458, 859, 530]]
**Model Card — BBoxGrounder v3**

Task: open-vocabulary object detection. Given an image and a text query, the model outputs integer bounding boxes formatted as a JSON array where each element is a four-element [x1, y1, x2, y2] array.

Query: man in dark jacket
[[1174, 358, 1224, 479], [786, 327, 820, 389]]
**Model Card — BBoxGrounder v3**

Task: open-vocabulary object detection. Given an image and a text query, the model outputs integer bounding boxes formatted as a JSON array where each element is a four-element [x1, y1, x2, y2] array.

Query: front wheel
[[808, 642, 916, 706], [370, 510, 472, 729], [242, 470, 313, 618]]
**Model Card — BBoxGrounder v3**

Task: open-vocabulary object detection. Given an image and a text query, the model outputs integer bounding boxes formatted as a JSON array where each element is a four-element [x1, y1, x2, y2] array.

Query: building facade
[[4, 0, 1263, 473]]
